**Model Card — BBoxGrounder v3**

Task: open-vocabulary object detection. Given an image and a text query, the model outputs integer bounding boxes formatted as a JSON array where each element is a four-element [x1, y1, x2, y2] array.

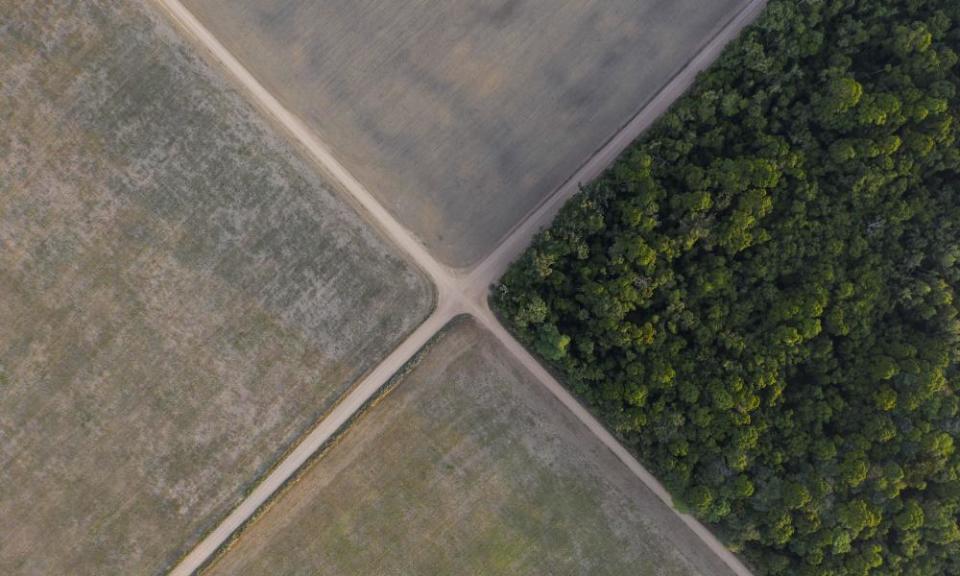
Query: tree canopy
[[495, 1, 960, 574]]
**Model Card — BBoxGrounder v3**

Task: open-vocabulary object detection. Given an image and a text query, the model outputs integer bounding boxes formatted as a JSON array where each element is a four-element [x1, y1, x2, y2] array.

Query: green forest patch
[[496, 1, 960, 575]]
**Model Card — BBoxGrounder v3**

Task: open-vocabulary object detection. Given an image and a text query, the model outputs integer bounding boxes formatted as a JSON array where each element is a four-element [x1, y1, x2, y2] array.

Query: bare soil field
[[0, 1, 432, 574], [181, 0, 751, 267], [204, 318, 735, 576]]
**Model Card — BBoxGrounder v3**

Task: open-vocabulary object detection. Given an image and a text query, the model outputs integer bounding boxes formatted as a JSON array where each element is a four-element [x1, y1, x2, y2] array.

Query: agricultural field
[[204, 318, 735, 576], [181, 0, 752, 266], [0, 1, 432, 574]]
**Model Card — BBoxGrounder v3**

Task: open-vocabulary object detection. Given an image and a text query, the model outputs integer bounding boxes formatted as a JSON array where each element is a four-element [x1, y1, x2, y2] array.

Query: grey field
[[182, 0, 751, 266], [205, 319, 736, 576], [0, 1, 432, 574]]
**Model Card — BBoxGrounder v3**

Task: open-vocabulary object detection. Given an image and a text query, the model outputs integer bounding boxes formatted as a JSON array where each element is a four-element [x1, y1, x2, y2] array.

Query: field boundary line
[[466, 0, 769, 289], [164, 302, 457, 576], [475, 306, 756, 575], [150, 0, 766, 574], [192, 316, 470, 574], [148, 0, 456, 291]]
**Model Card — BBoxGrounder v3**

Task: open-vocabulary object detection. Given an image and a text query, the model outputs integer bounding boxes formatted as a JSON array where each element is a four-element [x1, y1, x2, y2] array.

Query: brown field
[[204, 318, 736, 576], [0, 1, 432, 574], [181, 0, 751, 266]]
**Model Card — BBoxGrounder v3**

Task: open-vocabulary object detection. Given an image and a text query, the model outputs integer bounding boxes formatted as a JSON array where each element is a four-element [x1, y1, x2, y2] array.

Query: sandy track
[[153, 0, 767, 574]]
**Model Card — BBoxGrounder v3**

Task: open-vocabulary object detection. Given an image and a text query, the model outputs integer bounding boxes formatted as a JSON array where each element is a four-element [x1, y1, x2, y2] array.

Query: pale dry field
[[182, 0, 750, 266], [0, 1, 432, 574], [205, 319, 735, 576]]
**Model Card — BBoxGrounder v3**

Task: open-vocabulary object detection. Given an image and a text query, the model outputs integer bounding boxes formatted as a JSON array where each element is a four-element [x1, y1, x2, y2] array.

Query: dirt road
[[154, 0, 767, 573]]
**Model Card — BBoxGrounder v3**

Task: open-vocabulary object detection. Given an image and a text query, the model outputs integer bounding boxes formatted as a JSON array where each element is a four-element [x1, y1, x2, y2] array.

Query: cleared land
[[204, 319, 736, 576], [0, 1, 432, 574], [180, 0, 751, 267]]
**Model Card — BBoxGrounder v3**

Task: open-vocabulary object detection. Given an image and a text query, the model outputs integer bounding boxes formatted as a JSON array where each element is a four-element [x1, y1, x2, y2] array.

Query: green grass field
[[205, 319, 735, 576], [0, 1, 432, 574]]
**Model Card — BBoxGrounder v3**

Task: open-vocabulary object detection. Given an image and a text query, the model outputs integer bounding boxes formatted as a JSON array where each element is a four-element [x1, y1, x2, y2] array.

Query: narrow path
[[155, 0, 767, 574]]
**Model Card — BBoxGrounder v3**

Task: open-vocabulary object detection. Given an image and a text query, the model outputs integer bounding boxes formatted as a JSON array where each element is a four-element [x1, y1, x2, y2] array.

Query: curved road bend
[[153, 0, 768, 574]]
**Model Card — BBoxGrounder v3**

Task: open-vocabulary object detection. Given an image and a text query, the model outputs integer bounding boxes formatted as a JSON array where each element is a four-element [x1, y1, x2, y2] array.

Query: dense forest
[[494, 1, 960, 574]]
